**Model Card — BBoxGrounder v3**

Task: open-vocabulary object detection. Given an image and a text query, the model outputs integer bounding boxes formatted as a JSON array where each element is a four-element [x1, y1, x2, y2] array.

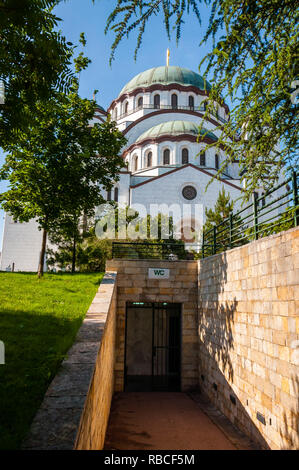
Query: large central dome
[[119, 66, 211, 97]]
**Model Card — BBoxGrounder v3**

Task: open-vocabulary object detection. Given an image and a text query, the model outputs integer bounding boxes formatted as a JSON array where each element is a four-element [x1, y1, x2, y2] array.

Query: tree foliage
[[0, 0, 79, 144], [202, 188, 243, 254], [203, 187, 233, 232], [0, 81, 127, 276], [104, 0, 299, 195], [105, 0, 201, 63], [48, 209, 187, 271], [47, 232, 113, 273]]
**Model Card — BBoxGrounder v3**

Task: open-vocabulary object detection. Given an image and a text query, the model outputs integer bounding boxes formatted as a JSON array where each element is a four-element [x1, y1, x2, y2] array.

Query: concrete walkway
[[104, 393, 237, 450]]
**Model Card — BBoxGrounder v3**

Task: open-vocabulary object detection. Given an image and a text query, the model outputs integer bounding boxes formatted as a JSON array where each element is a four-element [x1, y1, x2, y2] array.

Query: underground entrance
[[125, 302, 181, 392]]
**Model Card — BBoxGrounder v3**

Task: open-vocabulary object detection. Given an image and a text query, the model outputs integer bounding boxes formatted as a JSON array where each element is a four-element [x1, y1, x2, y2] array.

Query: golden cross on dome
[[166, 48, 170, 67]]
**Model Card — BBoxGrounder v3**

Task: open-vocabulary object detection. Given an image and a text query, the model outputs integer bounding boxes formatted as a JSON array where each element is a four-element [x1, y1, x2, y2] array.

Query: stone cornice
[[108, 83, 230, 114], [121, 109, 226, 137], [130, 163, 242, 191], [122, 133, 225, 159], [95, 106, 108, 116]]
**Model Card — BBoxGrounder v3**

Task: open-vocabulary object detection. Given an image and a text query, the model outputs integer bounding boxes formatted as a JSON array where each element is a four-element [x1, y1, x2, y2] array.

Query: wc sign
[[148, 268, 170, 279]]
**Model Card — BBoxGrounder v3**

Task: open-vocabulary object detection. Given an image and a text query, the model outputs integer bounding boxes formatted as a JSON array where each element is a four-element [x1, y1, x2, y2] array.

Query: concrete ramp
[[104, 392, 237, 450]]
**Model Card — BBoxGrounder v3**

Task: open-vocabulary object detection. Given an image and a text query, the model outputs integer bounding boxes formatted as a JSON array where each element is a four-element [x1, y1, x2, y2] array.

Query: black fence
[[112, 242, 195, 260], [111, 171, 298, 260], [202, 170, 299, 257]]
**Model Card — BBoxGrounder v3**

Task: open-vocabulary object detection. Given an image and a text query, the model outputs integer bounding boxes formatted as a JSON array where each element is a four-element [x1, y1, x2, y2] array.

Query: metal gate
[[125, 302, 181, 392]]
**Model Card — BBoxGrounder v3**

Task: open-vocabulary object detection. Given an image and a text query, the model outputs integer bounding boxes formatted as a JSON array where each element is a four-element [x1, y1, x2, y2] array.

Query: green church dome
[[136, 120, 217, 142], [96, 104, 106, 113], [119, 66, 211, 96]]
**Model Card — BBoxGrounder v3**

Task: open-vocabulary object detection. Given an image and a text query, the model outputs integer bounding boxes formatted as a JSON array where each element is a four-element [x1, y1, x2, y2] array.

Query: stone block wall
[[106, 259, 198, 392], [23, 272, 117, 450], [198, 227, 299, 450], [75, 273, 117, 450]]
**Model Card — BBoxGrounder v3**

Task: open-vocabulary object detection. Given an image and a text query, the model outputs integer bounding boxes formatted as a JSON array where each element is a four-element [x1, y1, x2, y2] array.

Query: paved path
[[104, 392, 237, 450]]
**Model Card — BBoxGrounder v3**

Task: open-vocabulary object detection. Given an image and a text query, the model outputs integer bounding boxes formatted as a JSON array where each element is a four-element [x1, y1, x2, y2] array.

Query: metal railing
[[112, 241, 195, 260], [202, 170, 299, 258], [117, 104, 228, 123]]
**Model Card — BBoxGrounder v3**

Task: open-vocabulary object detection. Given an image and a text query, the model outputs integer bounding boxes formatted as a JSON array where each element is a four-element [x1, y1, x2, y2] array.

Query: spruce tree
[[203, 188, 233, 233], [203, 188, 242, 254]]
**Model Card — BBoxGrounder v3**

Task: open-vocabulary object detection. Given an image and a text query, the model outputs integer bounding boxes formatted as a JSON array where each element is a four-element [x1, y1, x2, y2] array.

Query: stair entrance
[[125, 302, 181, 392]]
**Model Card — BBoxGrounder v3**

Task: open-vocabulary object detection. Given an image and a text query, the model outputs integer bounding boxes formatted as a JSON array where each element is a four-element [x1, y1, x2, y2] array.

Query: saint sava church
[[0, 62, 271, 271]]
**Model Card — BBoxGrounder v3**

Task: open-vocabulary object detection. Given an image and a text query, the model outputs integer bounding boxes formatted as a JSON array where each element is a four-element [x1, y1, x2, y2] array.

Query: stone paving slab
[[104, 392, 238, 450], [63, 342, 100, 364], [22, 406, 83, 450], [189, 392, 260, 450], [45, 363, 95, 397]]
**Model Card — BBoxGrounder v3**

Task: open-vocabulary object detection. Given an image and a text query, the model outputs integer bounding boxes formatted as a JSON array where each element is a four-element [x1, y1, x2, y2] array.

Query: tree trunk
[[38, 228, 47, 278], [71, 235, 77, 273], [82, 211, 88, 236]]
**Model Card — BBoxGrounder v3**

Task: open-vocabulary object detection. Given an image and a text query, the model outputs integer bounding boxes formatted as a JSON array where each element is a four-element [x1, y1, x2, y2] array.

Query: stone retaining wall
[[22, 227, 298, 450], [74, 272, 117, 450], [198, 227, 299, 449], [23, 271, 117, 450]]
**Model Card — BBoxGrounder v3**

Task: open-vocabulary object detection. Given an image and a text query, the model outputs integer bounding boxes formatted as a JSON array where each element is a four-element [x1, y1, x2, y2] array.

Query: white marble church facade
[[1, 65, 251, 271]]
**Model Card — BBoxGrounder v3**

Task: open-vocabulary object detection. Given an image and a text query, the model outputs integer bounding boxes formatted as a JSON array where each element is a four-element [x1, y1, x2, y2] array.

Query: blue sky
[[0, 0, 218, 246]]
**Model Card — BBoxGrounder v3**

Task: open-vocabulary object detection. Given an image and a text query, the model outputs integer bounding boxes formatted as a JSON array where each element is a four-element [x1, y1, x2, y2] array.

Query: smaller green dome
[[136, 120, 217, 142]]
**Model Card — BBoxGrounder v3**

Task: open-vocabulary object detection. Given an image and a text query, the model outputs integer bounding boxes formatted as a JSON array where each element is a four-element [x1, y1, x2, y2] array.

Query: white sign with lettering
[[148, 268, 170, 279]]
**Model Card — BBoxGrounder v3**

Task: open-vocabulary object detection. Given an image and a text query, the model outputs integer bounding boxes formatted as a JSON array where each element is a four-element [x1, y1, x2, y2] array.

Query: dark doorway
[[125, 302, 181, 392]]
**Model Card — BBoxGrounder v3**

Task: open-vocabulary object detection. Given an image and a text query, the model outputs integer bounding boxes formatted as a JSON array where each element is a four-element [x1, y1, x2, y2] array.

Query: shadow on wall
[[280, 374, 299, 449], [198, 251, 235, 382], [198, 251, 271, 449]]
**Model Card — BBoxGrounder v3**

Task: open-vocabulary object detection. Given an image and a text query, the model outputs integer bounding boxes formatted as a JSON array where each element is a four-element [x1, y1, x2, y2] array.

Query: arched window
[[189, 96, 194, 110], [138, 97, 143, 108], [200, 151, 206, 166], [124, 102, 129, 115], [163, 149, 170, 165], [171, 94, 178, 109], [182, 148, 189, 164], [147, 151, 152, 168], [215, 154, 219, 170], [133, 155, 138, 172], [114, 108, 118, 120], [154, 94, 160, 109], [107, 189, 111, 201], [114, 187, 119, 202], [202, 101, 207, 111]]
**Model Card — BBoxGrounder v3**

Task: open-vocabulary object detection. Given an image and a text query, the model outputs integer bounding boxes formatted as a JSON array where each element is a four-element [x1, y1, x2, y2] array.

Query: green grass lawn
[[0, 272, 103, 450]]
